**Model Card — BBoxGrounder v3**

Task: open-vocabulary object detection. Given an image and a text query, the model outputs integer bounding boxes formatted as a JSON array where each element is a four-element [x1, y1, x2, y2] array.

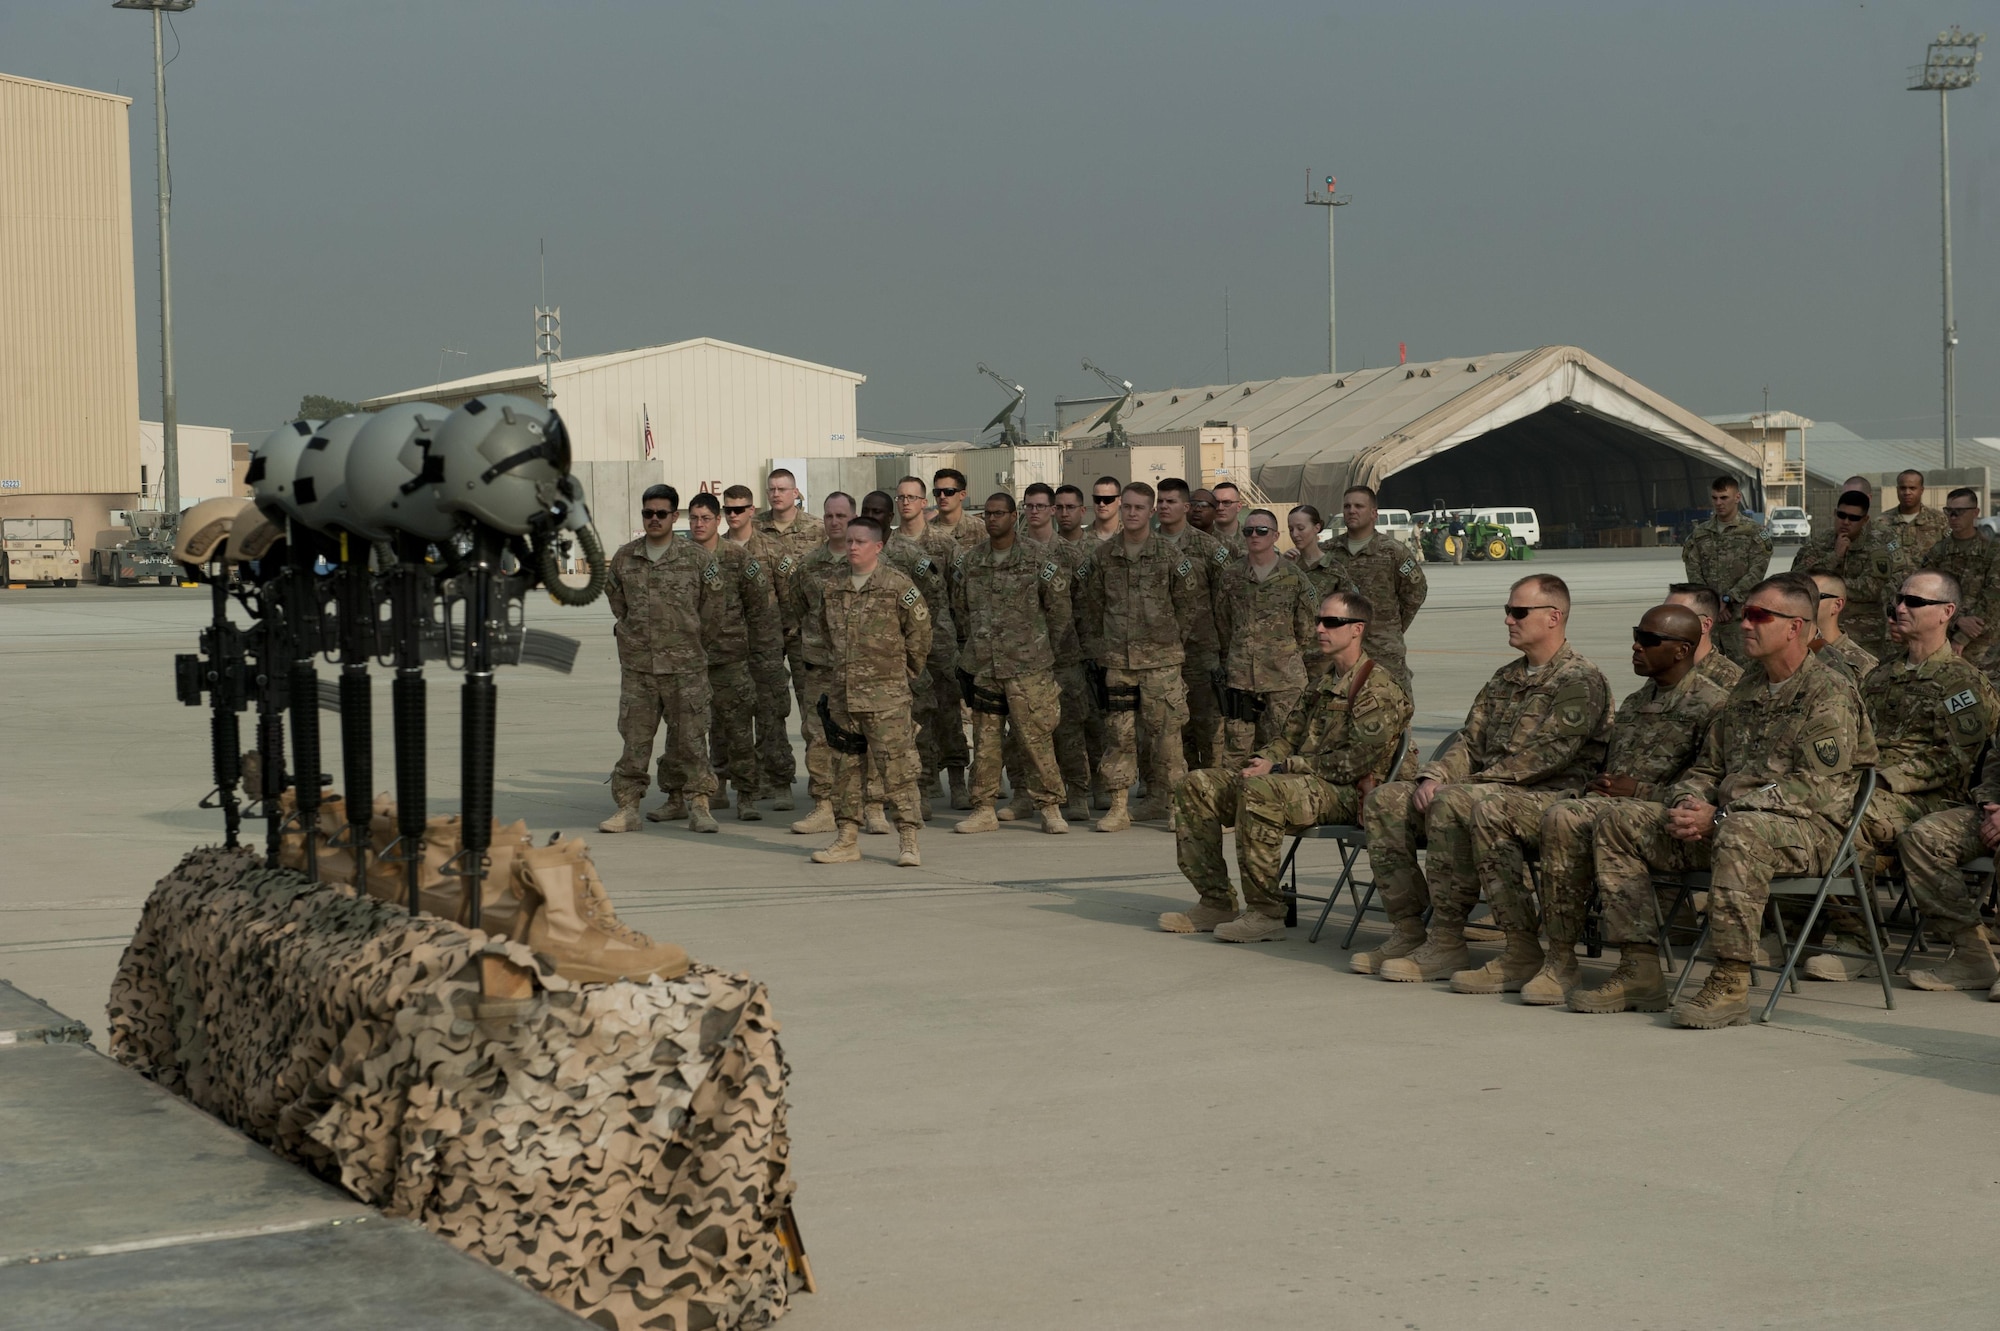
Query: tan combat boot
[[1567, 944, 1669, 1013], [517, 838, 690, 984], [1907, 923, 2000, 991], [599, 803, 642, 834], [1095, 789, 1132, 833], [955, 806, 1000, 835], [687, 796, 719, 834], [1449, 931, 1546, 994], [811, 823, 862, 863], [790, 798, 837, 834], [996, 791, 1036, 822], [1215, 911, 1287, 943], [863, 803, 894, 835], [1378, 923, 1471, 983], [646, 791, 687, 823], [1351, 918, 1426, 974], [1670, 959, 1752, 1028], [896, 827, 922, 867], [1159, 902, 1239, 933], [1519, 949, 1584, 1006], [1039, 804, 1069, 835], [948, 766, 970, 811]]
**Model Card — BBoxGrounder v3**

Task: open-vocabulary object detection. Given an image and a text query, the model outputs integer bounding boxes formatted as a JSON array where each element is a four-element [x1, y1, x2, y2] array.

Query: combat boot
[[1215, 911, 1286, 943], [790, 799, 837, 834], [1670, 959, 1752, 1028], [1039, 804, 1069, 835], [1090, 775, 1110, 812], [1518, 950, 1583, 1006], [1064, 790, 1091, 823], [996, 791, 1036, 822], [735, 786, 763, 821], [1350, 918, 1425, 974], [1378, 923, 1470, 983], [1159, 902, 1238, 933], [811, 823, 861, 863], [646, 792, 687, 823], [1448, 931, 1546, 994], [770, 787, 795, 812], [1129, 793, 1172, 822], [896, 827, 922, 867], [517, 839, 689, 984], [863, 803, 894, 835], [1907, 924, 2000, 991], [599, 803, 642, 834], [948, 766, 970, 811], [687, 796, 719, 834], [1567, 944, 1668, 1013], [1095, 790, 1132, 833], [1801, 934, 1875, 982], [921, 793, 934, 823], [955, 806, 1000, 835]]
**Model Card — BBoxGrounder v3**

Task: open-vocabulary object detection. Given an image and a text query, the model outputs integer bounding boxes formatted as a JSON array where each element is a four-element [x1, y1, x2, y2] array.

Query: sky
[[6, 1, 1996, 443]]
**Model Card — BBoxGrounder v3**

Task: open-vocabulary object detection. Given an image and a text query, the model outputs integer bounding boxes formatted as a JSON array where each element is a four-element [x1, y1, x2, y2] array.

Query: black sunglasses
[[641, 508, 674, 520], [1893, 593, 1952, 611], [1317, 615, 1367, 629], [1835, 510, 1867, 522], [1242, 525, 1276, 537], [1503, 604, 1558, 620], [1815, 591, 1839, 601], [933, 486, 963, 498], [1093, 494, 1120, 504], [1633, 628, 1695, 648], [723, 504, 753, 515], [1741, 604, 1806, 626]]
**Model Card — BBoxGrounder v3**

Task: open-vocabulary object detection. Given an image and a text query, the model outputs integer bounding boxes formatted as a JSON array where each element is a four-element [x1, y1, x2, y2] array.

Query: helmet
[[431, 395, 590, 536], [226, 505, 285, 563], [246, 419, 321, 526], [341, 401, 455, 542], [287, 413, 374, 536], [173, 497, 250, 565]]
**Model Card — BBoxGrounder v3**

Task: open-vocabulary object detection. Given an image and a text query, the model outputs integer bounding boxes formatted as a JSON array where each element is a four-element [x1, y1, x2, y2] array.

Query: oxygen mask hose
[[539, 521, 608, 606]]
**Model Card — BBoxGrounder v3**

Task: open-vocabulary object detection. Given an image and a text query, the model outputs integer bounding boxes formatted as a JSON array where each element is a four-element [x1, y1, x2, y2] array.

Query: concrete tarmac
[[4, 545, 1999, 1329]]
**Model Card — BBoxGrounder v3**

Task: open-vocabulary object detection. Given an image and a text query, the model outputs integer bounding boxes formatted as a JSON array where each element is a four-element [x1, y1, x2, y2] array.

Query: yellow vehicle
[[1, 517, 83, 587]]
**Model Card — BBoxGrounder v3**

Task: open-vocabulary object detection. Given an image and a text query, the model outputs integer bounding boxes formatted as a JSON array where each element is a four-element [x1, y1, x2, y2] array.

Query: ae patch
[[1945, 689, 1980, 714]]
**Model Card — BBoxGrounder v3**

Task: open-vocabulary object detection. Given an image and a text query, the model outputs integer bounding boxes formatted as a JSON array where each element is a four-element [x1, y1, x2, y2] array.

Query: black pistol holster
[[817, 694, 869, 755]]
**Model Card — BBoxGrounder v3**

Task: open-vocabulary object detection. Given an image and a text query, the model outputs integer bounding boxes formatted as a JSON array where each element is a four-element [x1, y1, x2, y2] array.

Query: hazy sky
[[8, 2, 1996, 442]]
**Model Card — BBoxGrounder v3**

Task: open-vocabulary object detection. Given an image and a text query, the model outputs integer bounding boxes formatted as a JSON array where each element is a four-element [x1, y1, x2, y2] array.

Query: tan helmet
[[226, 504, 285, 563], [173, 497, 251, 565]]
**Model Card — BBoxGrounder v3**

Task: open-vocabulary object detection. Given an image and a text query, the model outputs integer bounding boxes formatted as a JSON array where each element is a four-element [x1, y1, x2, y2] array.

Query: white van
[[1377, 508, 1418, 548], [1472, 507, 1541, 548]]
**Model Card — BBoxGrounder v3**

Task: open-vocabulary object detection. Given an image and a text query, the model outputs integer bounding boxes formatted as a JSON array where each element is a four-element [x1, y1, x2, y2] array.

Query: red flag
[[642, 405, 656, 461], [1398, 342, 1407, 365]]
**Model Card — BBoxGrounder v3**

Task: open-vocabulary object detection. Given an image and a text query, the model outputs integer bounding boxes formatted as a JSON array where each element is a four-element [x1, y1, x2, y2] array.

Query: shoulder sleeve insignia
[[902, 587, 920, 608], [1176, 558, 1192, 578], [1946, 688, 1980, 714], [746, 559, 761, 577], [1212, 546, 1230, 565], [916, 556, 933, 575], [702, 561, 720, 584], [1078, 558, 1094, 579], [778, 554, 795, 574], [1813, 737, 1841, 767], [1040, 562, 1057, 582], [1398, 560, 1415, 574]]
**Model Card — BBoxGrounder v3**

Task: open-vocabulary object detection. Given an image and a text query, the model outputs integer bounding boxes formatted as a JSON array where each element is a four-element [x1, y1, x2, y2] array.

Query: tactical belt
[[958, 668, 1010, 716], [816, 694, 869, 755], [1222, 686, 1269, 723], [1103, 682, 1141, 713]]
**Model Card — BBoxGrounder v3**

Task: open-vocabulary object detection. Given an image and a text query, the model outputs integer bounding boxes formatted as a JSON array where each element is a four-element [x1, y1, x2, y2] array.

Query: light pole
[[113, 0, 194, 519], [1909, 26, 1984, 471], [1303, 171, 1350, 375]]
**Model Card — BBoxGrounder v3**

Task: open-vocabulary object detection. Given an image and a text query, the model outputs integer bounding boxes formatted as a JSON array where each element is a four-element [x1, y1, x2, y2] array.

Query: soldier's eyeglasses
[[1093, 494, 1119, 505], [1317, 615, 1366, 629], [722, 504, 752, 515], [1242, 525, 1276, 537], [1632, 628, 1695, 648], [933, 486, 963, 498], [641, 509, 674, 520], [984, 509, 1011, 520], [1835, 510, 1866, 522], [1894, 593, 1952, 610], [1946, 506, 1978, 516], [1740, 605, 1806, 626], [1503, 604, 1558, 619]]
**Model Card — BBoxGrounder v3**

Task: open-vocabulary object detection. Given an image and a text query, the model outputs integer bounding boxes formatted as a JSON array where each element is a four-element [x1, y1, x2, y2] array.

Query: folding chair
[[1890, 855, 1995, 974], [1277, 732, 1411, 945], [1668, 769, 1894, 1021]]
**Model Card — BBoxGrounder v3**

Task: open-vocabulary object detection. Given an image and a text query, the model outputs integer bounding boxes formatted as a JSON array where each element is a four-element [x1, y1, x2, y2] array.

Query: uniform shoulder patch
[[1398, 560, 1415, 574], [1946, 688, 1980, 714], [1078, 558, 1094, 579], [1176, 558, 1192, 578], [901, 587, 920, 608], [702, 561, 721, 584], [1040, 562, 1057, 582], [746, 559, 761, 577], [778, 554, 796, 574], [916, 556, 933, 575], [1813, 737, 1841, 767], [1212, 546, 1230, 565]]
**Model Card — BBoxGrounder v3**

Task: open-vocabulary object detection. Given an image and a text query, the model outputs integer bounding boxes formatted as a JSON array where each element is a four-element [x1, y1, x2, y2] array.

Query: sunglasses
[[1815, 591, 1840, 602], [1893, 593, 1952, 611], [1317, 615, 1367, 629], [1632, 628, 1695, 648], [641, 509, 674, 520], [1242, 525, 1276, 537], [1503, 604, 1558, 620], [1947, 507, 1979, 516], [1740, 604, 1807, 626], [1835, 511, 1867, 522], [1093, 494, 1120, 505], [933, 486, 963, 498], [723, 504, 752, 516]]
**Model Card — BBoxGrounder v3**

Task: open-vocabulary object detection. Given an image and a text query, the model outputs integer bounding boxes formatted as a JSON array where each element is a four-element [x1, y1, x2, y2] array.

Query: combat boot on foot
[[1907, 924, 2000, 991], [1378, 926, 1470, 983], [1351, 918, 1425, 974], [1215, 911, 1287, 943], [1095, 790, 1132, 833], [646, 792, 687, 823], [955, 806, 1000, 834], [811, 824, 861, 863], [1567, 945, 1668, 1013], [1159, 901, 1238, 933], [1670, 959, 1751, 1028], [599, 804, 642, 834], [1064, 791, 1091, 823], [518, 839, 690, 984], [921, 794, 934, 823], [790, 799, 836, 834], [1801, 934, 1876, 982], [1519, 950, 1583, 1006], [770, 787, 795, 812], [1039, 804, 1069, 835], [896, 827, 922, 867], [863, 803, 894, 835], [948, 766, 970, 811], [687, 797, 719, 834], [736, 789, 763, 821], [996, 791, 1036, 822], [1091, 776, 1110, 812], [1449, 931, 1546, 994], [1129, 793, 1172, 822]]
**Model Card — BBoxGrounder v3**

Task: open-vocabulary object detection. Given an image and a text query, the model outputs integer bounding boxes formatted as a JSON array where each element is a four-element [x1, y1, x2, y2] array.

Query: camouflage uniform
[[1532, 669, 1731, 949], [1681, 514, 1772, 664], [1874, 506, 1950, 586], [1922, 531, 2000, 672], [605, 538, 717, 808], [1854, 644, 1998, 849], [1161, 525, 1234, 772], [684, 543, 782, 804], [953, 539, 1070, 811], [1292, 550, 1357, 682], [1322, 532, 1427, 695], [910, 522, 973, 776], [930, 511, 987, 551], [818, 563, 933, 831], [1362, 643, 1612, 936], [1077, 533, 1205, 797], [1899, 763, 2000, 927], [1043, 533, 1097, 804], [784, 545, 848, 801], [1213, 556, 1320, 768], [1792, 526, 1895, 659], [750, 508, 822, 791], [1813, 634, 1877, 686], [1176, 656, 1412, 917], [1694, 649, 1742, 690], [1214, 517, 1246, 559], [884, 533, 956, 784], [1592, 652, 1877, 959]]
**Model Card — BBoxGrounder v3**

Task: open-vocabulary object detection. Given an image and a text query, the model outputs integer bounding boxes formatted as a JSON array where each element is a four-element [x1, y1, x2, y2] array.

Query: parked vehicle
[[1766, 506, 1811, 541], [1468, 507, 1541, 548], [90, 509, 180, 586], [1377, 508, 1420, 549], [1, 517, 83, 586]]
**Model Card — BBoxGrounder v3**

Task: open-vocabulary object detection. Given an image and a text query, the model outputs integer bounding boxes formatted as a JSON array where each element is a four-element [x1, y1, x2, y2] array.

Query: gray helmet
[[173, 496, 250, 565], [342, 401, 455, 542], [430, 395, 590, 536], [287, 413, 374, 536], [246, 419, 322, 527]]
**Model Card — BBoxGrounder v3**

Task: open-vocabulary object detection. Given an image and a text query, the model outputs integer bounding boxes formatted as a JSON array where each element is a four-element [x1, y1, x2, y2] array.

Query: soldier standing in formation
[[751, 468, 823, 804], [1679, 475, 1771, 665], [1089, 475, 1124, 542], [1210, 481, 1247, 556], [722, 484, 794, 812], [926, 466, 987, 550], [785, 492, 855, 835], [1921, 486, 2000, 671], [1663, 583, 1744, 688], [1804, 571, 1877, 684], [1015, 483, 1092, 820], [1793, 490, 1894, 661], [866, 488, 954, 818], [1155, 478, 1232, 776], [1875, 469, 1949, 585], [896, 474, 973, 809], [1323, 485, 1428, 696], [1288, 505, 1348, 681], [1213, 508, 1321, 768], [1054, 483, 1107, 810], [677, 492, 780, 827]]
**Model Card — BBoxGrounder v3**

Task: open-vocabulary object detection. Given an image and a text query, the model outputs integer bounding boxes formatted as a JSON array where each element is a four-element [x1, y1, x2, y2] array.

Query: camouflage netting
[[107, 846, 798, 1330]]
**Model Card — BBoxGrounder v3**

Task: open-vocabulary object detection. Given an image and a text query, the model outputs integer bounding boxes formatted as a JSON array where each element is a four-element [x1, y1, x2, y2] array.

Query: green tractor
[[1422, 511, 1530, 562]]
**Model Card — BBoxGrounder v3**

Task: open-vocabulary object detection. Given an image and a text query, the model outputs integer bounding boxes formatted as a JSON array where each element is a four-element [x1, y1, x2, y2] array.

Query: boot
[[896, 827, 922, 867], [1448, 931, 1546, 994], [1095, 789, 1132, 833], [1518, 949, 1583, 1006], [687, 796, 719, 834], [1130, 793, 1172, 822], [1159, 902, 1238, 933], [1670, 959, 1752, 1028], [955, 806, 1000, 835], [1090, 775, 1110, 812], [1215, 911, 1286, 943], [1801, 934, 1875, 982], [1567, 944, 1669, 1013], [996, 791, 1036, 822], [599, 803, 642, 834], [735, 786, 763, 822], [1039, 804, 1069, 835], [1906, 923, 2000, 991], [1350, 918, 1425, 975], [921, 793, 934, 823], [948, 766, 970, 811], [1377, 923, 1470, 983], [770, 786, 795, 812], [790, 798, 837, 835], [517, 839, 690, 984], [1064, 790, 1091, 823], [646, 792, 687, 823], [864, 803, 894, 835], [811, 823, 861, 863]]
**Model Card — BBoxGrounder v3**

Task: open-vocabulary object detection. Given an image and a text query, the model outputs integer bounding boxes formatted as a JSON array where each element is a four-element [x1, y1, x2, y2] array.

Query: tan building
[[0, 73, 142, 538]]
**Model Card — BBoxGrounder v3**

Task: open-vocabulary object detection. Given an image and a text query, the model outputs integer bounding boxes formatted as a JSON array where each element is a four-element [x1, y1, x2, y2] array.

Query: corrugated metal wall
[[0, 75, 140, 495]]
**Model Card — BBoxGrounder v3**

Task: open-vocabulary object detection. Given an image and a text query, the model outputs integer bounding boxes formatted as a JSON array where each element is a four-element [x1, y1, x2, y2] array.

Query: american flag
[[642, 405, 656, 460]]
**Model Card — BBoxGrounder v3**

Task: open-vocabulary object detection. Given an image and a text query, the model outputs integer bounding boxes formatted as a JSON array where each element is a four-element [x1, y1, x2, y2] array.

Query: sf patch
[[1212, 546, 1230, 566], [778, 554, 796, 575], [1176, 558, 1193, 579], [901, 587, 921, 609], [1040, 562, 1058, 582], [702, 562, 721, 585], [746, 559, 761, 578]]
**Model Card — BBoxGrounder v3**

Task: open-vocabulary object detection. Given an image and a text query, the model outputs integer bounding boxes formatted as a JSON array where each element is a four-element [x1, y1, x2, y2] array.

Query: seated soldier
[[1357, 574, 1613, 981], [1463, 603, 1728, 1003], [1805, 570, 1877, 684], [1573, 574, 1878, 1027], [1162, 591, 1412, 942], [1665, 583, 1743, 688], [1898, 771, 2000, 996]]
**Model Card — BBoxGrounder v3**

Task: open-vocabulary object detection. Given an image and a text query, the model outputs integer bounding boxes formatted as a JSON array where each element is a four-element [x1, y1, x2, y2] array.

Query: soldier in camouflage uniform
[[863, 490, 955, 812], [927, 466, 988, 551], [1874, 469, 1950, 587], [1804, 571, 1878, 684], [1323, 485, 1427, 696], [950, 493, 1072, 835], [1680, 475, 1771, 665], [1019, 483, 1093, 820], [808, 515, 933, 868], [1164, 590, 1412, 942], [1359, 574, 1612, 984], [601, 486, 719, 834], [1575, 575, 1878, 1028], [783, 493, 855, 835], [1921, 486, 2000, 673], [1214, 508, 1320, 768], [1156, 478, 1233, 782], [1210, 481, 1247, 557], [1665, 583, 1744, 689], [1897, 764, 2000, 997], [722, 485, 795, 810], [751, 468, 824, 802], [1288, 505, 1354, 681], [896, 475, 973, 806], [1506, 604, 1727, 1005], [675, 493, 782, 825], [1792, 490, 1895, 660], [1077, 482, 1205, 832]]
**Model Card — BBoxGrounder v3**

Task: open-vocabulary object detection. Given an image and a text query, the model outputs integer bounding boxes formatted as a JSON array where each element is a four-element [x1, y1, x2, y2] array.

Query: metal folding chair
[[1668, 769, 1893, 1021], [1890, 855, 1995, 974], [1278, 732, 1411, 945]]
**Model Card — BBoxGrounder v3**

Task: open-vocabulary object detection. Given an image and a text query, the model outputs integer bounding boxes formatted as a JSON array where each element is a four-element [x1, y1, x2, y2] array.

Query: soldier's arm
[[1396, 549, 1428, 628], [1724, 529, 1773, 604], [605, 559, 627, 621], [948, 559, 970, 651], [1790, 539, 1823, 574], [1259, 692, 1307, 766], [1473, 669, 1612, 786], [1662, 714, 1726, 809], [1291, 578, 1318, 661], [1213, 569, 1237, 663], [1300, 674, 1413, 785], [902, 590, 933, 677], [741, 559, 784, 675], [1877, 671, 2000, 795], [1078, 558, 1106, 661], [1681, 533, 1706, 587], [1169, 557, 1200, 644], [1040, 557, 1072, 653], [1630, 689, 1728, 803]]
